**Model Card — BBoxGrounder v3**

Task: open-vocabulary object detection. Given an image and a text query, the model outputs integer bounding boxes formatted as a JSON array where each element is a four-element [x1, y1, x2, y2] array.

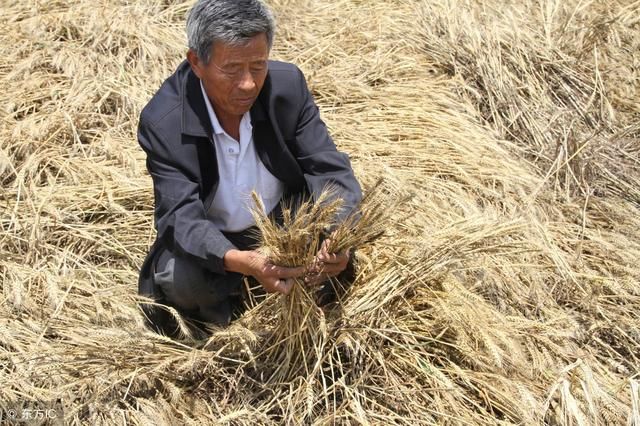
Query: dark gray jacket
[[137, 59, 362, 308]]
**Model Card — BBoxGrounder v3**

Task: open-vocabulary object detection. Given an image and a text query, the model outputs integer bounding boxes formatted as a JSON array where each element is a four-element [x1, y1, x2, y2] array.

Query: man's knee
[[153, 247, 242, 318]]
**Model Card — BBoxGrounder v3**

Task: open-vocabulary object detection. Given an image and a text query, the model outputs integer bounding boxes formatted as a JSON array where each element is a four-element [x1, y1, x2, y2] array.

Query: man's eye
[[223, 66, 242, 75]]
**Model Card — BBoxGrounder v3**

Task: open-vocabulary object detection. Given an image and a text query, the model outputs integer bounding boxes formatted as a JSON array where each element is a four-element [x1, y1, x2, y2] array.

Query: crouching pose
[[137, 0, 362, 333]]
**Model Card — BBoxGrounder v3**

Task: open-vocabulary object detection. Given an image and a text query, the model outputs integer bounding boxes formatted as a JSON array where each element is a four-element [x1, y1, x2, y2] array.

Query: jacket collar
[[181, 63, 270, 138], [181, 63, 209, 138]]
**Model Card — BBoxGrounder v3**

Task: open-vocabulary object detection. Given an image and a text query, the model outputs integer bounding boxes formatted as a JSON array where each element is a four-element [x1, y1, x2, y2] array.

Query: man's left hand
[[305, 239, 350, 286]]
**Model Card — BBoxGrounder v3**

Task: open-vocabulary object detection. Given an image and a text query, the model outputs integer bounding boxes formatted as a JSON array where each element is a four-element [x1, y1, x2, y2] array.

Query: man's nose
[[237, 70, 256, 91]]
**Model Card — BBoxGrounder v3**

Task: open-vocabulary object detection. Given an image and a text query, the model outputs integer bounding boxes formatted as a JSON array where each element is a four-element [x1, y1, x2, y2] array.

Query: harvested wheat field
[[1, 0, 639, 424]]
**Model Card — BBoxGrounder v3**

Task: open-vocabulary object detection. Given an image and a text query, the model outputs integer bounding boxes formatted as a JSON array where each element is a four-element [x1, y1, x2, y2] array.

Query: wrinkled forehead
[[211, 33, 269, 63]]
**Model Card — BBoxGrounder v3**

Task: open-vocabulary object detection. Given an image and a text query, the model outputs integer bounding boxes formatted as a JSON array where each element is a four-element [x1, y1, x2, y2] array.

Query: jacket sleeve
[[289, 67, 363, 223], [138, 119, 236, 274]]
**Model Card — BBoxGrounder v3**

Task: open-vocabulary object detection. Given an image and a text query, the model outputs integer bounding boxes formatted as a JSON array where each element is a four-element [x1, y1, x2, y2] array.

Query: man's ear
[[186, 49, 203, 79]]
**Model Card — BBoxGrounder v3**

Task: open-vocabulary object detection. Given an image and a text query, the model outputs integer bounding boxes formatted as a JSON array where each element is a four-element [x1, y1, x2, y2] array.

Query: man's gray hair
[[186, 0, 275, 64]]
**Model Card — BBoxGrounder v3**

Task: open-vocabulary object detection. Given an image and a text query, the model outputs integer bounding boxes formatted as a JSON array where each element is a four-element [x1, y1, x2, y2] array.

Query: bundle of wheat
[[245, 180, 404, 383]]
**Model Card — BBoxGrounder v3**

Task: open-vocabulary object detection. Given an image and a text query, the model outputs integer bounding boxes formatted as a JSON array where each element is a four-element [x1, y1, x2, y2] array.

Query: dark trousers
[[153, 228, 260, 327]]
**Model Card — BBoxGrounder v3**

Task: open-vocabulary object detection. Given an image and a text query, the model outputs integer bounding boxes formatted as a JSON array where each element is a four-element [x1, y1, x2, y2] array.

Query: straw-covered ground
[[1, 0, 639, 424]]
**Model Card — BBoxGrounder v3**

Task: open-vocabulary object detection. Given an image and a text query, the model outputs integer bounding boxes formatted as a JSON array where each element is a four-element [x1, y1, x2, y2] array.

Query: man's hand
[[305, 239, 350, 286], [223, 249, 305, 295]]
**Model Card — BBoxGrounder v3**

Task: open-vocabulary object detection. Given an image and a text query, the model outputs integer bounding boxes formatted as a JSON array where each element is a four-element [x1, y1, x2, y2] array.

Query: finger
[[308, 261, 322, 274], [322, 254, 349, 273], [327, 252, 339, 263], [276, 278, 294, 295], [322, 251, 348, 265], [319, 263, 346, 276], [263, 279, 278, 294], [269, 278, 291, 295], [318, 248, 334, 263], [271, 265, 306, 279], [304, 273, 328, 287], [318, 239, 330, 261]]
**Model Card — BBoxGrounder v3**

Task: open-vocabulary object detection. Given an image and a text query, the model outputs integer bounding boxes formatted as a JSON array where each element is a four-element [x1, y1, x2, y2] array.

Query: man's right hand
[[223, 249, 305, 295]]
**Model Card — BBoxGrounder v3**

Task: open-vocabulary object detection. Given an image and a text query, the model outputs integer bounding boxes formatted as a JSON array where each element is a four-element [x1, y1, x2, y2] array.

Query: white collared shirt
[[200, 82, 284, 232]]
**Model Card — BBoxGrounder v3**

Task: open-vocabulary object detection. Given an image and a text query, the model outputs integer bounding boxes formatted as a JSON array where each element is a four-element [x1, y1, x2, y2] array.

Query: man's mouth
[[236, 97, 255, 106]]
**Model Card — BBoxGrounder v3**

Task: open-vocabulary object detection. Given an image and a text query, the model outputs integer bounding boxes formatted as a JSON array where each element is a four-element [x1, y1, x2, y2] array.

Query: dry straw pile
[[1, 0, 639, 424]]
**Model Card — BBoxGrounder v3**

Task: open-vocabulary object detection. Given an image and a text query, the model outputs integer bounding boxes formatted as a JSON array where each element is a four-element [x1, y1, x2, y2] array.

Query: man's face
[[188, 33, 269, 120]]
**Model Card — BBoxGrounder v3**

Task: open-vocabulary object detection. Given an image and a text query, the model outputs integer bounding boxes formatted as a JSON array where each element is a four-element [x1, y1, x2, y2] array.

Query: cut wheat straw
[[1, 0, 638, 424]]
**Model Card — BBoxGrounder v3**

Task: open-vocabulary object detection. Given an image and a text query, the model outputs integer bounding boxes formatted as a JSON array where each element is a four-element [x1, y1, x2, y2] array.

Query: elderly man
[[137, 0, 362, 333]]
